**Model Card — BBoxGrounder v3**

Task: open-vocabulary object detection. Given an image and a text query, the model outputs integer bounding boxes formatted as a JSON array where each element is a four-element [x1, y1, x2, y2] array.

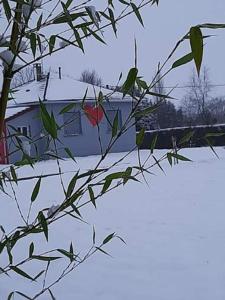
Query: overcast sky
[[46, 0, 225, 106]]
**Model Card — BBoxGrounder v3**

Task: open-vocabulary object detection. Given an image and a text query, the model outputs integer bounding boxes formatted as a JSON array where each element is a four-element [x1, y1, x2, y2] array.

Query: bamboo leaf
[[32, 255, 61, 261], [112, 111, 119, 138], [172, 52, 193, 69], [88, 186, 96, 208], [29, 242, 34, 258], [31, 177, 41, 202], [103, 233, 115, 245], [10, 266, 34, 281], [131, 3, 144, 26], [122, 68, 138, 97], [2, 0, 11, 21], [190, 26, 203, 75], [136, 128, 145, 146], [38, 212, 48, 241]]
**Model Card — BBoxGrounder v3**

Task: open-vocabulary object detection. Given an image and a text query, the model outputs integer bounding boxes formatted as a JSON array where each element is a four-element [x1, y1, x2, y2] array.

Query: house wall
[[45, 101, 136, 158], [6, 101, 136, 164], [6, 107, 43, 163]]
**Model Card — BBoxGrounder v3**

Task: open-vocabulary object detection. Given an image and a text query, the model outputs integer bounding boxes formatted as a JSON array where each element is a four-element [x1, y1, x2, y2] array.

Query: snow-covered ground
[[1, 147, 225, 299]]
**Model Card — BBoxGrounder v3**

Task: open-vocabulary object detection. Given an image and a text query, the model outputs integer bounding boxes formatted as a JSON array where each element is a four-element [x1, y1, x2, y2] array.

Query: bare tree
[[207, 97, 225, 124], [79, 69, 102, 86], [11, 65, 34, 88], [182, 67, 213, 125]]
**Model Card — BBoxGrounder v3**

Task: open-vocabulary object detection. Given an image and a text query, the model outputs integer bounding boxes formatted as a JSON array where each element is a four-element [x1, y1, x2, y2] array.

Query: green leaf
[[190, 26, 203, 75], [64, 147, 77, 162], [29, 242, 34, 258], [108, 8, 117, 36], [86, 28, 106, 44], [10, 266, 34, 281], [167, 153, 173, 166], [102, 179, 112, 194], [178, 131, 194, 145], [59, 103, 76, 114], [57, 249, 74, 262], [37, 14, 43, 30], [2, 0, 11, 21], [93, 226, 96, 244], [205, 132, 225, 138], [29, 33, 36, 58], [146, 91, 174, 99], [122, 68, 138, 97], [167, 152, 192, 165], [73, 29, 84, 52], [103, 233, 115, 245], [136, 78, 148, 90], [88, 186, 96, 208], [136, 128, 145, 146], [66, 172, 79, 198], [31, 177, 41, 202], [49, 35, 56, 54], [39, 101, 58, 139], [204, 137, 219, 158], [133, 104, 158, 118], [172, 52, 193, 69], [32, 255, 61, 261], [112, 111, 119, 138], [10, 166, 17, 184], [38, 212, 48, 241], [53, 12, 86, 24], [150, 134, 158, 154], [95, 246, 111, 257], [131, 3, 144, 26]]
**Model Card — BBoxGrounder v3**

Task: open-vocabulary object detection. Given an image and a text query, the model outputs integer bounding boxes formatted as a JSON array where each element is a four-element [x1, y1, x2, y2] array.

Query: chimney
[[33, 63, 43, 81]]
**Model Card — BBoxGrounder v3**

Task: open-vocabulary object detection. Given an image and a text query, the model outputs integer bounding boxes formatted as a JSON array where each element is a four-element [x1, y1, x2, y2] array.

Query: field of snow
[[1, 147, 225, 299]]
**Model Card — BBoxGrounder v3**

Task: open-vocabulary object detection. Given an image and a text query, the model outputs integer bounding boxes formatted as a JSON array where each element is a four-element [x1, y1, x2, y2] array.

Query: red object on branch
[[84, 104, 104, 126]]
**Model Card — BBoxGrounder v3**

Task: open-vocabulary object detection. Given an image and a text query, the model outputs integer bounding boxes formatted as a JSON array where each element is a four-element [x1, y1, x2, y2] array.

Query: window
[[64, 112, 82, 136], [106, 109, 122, 132], [17, 126, 31, 137]]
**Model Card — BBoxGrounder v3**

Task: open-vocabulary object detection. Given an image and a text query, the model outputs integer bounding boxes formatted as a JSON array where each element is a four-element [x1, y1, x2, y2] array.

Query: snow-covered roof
[[5, 106, 31, 120], [9, 75, 131, 106]]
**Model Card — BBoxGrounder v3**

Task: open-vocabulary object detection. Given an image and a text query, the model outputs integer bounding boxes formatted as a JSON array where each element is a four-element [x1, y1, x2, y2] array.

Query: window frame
[[63, 111, 82, 136], [17, 126, 31, 137]]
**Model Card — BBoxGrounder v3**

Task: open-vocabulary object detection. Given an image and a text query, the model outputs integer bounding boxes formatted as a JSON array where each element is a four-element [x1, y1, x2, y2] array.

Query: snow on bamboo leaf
[[31, 177, 41, 202], [190, 26, 203, 75]]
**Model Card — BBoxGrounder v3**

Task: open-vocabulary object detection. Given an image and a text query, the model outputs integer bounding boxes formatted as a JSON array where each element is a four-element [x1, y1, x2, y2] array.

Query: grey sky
[[47, 0, 225, 106]]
